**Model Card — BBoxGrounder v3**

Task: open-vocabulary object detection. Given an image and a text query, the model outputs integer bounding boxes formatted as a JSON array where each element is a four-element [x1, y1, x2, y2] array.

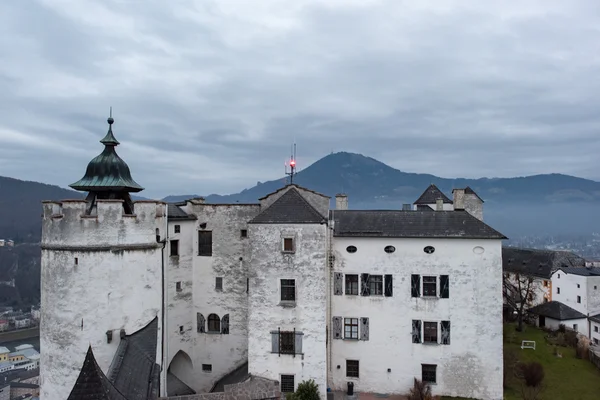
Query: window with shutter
[[279, 331, 295, 354], [384, 275, 393, 297], [221, 314, 229, 334], [361, 274, 370, 296], [345, 274, 359, 295], [197, 313, 205, 333], [423, 276, 437, 296], [441, 321, 450, 345], [412, 320, 421, 343], [333, 316, 342, 339], [411, 275, 421, 297], [424, 321, 437, 343], [440, 275, 449, 298], [360, 317, 369, 341], [334, 273, 343, 295]]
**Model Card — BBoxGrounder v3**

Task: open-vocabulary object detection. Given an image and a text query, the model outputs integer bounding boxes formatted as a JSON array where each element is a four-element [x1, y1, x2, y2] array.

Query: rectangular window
[[577, 295, 581, 303], [179, 325, 184, 333], [595, 338, 599, 345], [422, 364, 437, 384], [198, 231, 212, 256], [423, 276, 437, 296], [346, 360, 359, 378], [577, 284, 581, 288], [424, 321, 438, 343], [241, 229, 248, 238], [170, 240, 179, 256], [216, 277, 223, 290], [74, 257, 78, 265], [176, 282, 182, 292], [345, 274, 359, 295], [281, 279, 296, 301], [595, 326, 599, 333], [557, 287, 560, 294], [280, 375, 295, 393], [280, 331, 295, 354], [202, 364, 212, 372], [174, 225, 180, 233], [344, 318, 359, 339], [573, 324, 578, 331], [369, 275, 383, 295], [283, 238, 294, 252]]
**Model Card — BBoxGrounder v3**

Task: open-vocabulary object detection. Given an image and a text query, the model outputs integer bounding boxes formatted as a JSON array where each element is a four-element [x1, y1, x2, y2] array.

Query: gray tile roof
[[503, 247, 586, 279], [590, 313, 600, 324], [528, 301, 587, 321], [249, 187, 326, 224], [166, 372, 195, 396], [414, 184, 453, 205], [67, 347, 127, 400], [331, 210, 506, 239], [167, 203, 196, 221], [558, 266, 600, 277], [107, 317, 160, 400], [210, 362, 248, 392]]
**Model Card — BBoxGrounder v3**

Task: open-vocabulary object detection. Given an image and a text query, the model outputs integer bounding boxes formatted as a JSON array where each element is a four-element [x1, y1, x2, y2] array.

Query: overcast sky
[[1, 0, 599, 199]]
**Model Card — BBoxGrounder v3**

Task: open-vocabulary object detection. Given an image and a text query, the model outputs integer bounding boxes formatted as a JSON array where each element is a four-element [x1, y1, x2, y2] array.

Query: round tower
[[40, 113, 166, 400]]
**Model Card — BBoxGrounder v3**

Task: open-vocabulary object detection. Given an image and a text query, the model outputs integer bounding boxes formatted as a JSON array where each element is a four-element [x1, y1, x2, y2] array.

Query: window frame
[[422, 276, 437, 297], [423, 321, 438, 344], [577, 295, 581, 303], [207, 314, 221, 333], [282, 237, 295, 253], [280, 374, 295, 393], [174, 225, 181, 234], [198, 230, 213, 256], [345, 274, 359, 295], [202, 364, 212, 372], [281, 279, 296, 302], [216, 277, 223, 291], [346, 360, 359, 378], [344, 318, 359, 340], [176, 281, 182, 292], [369, 274, 383, 296], [240, 229, 248, 238], [170, 240, 179, 257], [279, 331, 295, 354], [422, 364, 437, 384]]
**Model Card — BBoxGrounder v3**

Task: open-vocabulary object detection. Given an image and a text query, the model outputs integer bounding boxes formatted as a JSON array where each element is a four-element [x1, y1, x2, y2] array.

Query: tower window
[[280, 375, 295, 393], [179, 325, 184, 333], [281, 279, 296, 301], [202, 364, 212, 372], [170, 240, 179, 256], [174, 225, 180, 233], [216, 277, 223, 290], [241, 229, 248, 238], [74, 257, 78, 265], [176, 282, 182, 292], [198, 231, 213, 256], [207, 314, 221, 333], [283, 238, 294, 253]]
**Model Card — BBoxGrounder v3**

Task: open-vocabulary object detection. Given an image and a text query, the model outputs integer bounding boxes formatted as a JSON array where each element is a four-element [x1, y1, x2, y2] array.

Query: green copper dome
[[70, 116, 144, 193]]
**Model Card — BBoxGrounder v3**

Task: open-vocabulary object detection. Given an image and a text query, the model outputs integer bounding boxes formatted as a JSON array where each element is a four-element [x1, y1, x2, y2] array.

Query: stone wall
[[161, 375, 280, 400]]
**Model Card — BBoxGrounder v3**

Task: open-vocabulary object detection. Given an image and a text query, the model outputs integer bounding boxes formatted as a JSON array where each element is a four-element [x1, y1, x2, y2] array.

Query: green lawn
[[442, 323, 600, 400]]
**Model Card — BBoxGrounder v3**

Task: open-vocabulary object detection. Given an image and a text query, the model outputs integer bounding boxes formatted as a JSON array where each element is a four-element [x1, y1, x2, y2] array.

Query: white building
[[42, 114, 507, 400]]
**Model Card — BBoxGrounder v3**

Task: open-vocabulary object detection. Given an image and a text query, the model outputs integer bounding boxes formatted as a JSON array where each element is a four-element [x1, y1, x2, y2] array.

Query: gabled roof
[[503, 247, 586, 279], [107, 317, 160, 400], [167, 203, 197, 221], [414, 184, 452, 205], [331, 210, 506, 239], [249, 188, 326, 224], [67, 347, 127, 400], [258, 184, 329, 201], [528, 301, 587, 321], [556, 266, 600, 277]]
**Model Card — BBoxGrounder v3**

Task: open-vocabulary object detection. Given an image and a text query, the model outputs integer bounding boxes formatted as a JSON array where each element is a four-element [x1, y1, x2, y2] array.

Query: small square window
[[422, 364, 437, 384], [174, 225, 181, 233], [344, 318, 359, 339], [345, 275, 359, 295], [280, 375, 295, 393], [176, 282, 182, 292], [170, 240, 179, 256], [216, 277, 223, 290], [202, 364, 212, 372], [424, 322, 438, 343], [241, 229, 248, 238], [179, 325, 184, 333], [346, 360, 359, 378], [281, 279, 296, 301], [577, 295, 581, 303], [283, 238, 294, 252], [423, 276, 437, 296]]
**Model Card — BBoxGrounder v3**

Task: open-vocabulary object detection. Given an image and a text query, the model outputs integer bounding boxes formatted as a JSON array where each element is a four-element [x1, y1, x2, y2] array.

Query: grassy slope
[[443, 323, 600, 400]]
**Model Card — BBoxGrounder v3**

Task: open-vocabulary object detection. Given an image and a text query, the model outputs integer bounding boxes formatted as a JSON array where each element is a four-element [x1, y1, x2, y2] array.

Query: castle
[[40, 115, 506, 400]]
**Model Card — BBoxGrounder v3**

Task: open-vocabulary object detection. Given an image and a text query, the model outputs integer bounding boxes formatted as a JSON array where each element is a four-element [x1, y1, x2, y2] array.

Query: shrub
[[285, 380, 320, 400], [564, 329, 578, 348], [408, 378, 433, 400], [558, 324, 566, 333], [520, 362, 545, 387]]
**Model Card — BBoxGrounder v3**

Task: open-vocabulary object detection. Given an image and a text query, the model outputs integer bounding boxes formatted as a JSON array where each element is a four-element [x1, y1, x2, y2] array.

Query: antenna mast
[[284, 142, 297, 185]]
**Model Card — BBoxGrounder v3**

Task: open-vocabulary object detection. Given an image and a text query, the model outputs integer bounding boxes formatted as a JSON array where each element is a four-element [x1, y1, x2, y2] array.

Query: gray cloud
[[0, 0, 599, 198]]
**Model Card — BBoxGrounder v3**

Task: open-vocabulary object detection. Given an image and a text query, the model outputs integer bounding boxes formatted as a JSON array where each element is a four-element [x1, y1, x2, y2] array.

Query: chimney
[[335, 194, 348, 210], [453, 189, 465, 210], [436, 199, 443, 211]]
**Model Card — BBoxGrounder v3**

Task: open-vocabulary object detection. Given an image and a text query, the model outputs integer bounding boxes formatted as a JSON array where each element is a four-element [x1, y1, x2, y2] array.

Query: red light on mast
[[290, 160, 296, 167]]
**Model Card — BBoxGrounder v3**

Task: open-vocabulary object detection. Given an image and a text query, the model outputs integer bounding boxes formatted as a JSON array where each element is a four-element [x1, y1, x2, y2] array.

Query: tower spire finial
[[107, 106, 114, 125]]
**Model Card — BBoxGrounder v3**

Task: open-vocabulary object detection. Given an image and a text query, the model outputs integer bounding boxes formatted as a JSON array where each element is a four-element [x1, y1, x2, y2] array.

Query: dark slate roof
[[414, 184, 453, 204], [67, 347, 127, 400], [331, 210, 506, 239], [258, 184, 329, 201], [249, 188, 326, 224], [210, 362, 248, 393], [503, 247, 586, 279], [590, 313, 600, 324], [464, 186, 484, 202], [166, 372, 195, 396], [557, 266, 600, 277], [70, 117, 143, 193], [107, 317, 160, 400], [528, 301, 587, 321], [167, 203, 197, 221]]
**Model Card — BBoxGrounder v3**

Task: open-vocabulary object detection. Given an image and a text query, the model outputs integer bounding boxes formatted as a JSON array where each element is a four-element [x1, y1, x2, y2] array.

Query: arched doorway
[[167, 350, 195, 395]]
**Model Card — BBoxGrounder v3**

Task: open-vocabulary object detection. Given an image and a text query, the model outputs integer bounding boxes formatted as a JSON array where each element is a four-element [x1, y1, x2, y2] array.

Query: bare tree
[[503, 272, 538, 332]]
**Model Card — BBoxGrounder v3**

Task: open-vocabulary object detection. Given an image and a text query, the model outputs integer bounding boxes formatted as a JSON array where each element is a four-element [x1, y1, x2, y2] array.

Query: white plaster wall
[[590, 321, 600, 345], [40, 200, 164, 400], [247, 223, 328, 400], [331, 237, 503, 400], [168, 204, 260, 394], [413, 204, 454, 211], [586, 276, 600, 315], [543, 317, 588, 336], [551, 271, 589, 315]]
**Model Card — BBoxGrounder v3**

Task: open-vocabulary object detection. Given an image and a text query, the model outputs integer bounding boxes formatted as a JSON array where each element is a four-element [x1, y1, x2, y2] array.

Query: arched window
[[207, 314, 220, 333]]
